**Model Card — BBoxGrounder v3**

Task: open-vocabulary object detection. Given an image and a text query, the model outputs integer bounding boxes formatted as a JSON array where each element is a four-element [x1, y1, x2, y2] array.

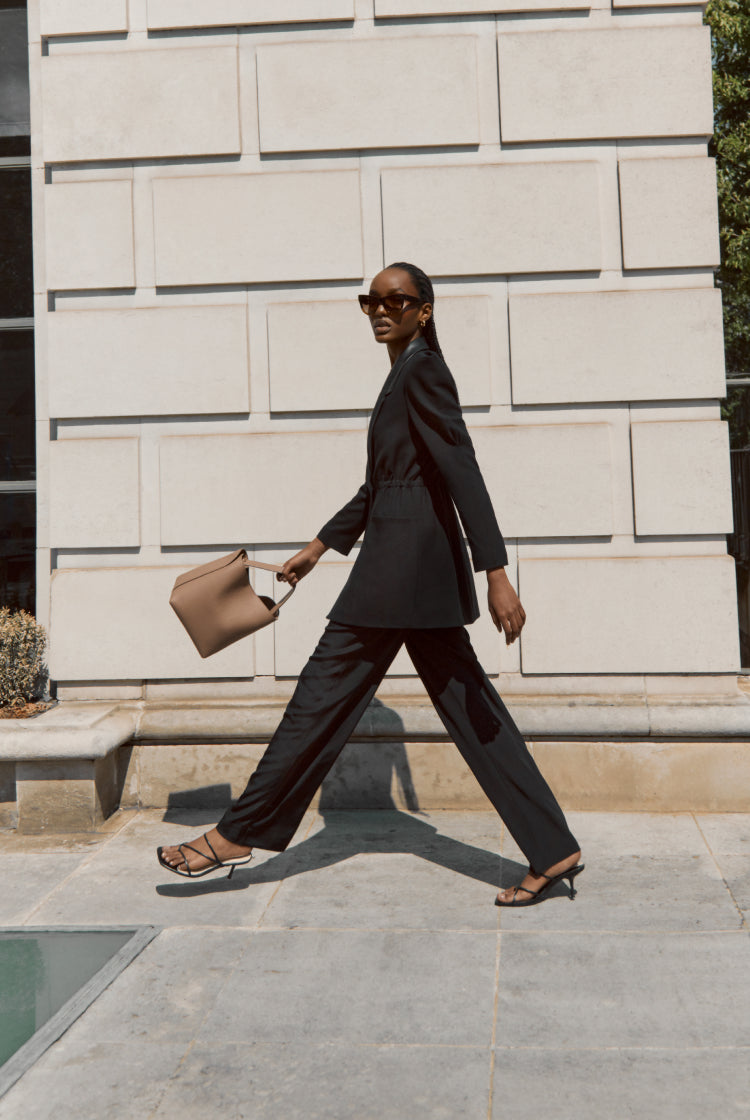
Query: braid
[[386, 260, 444, 361]]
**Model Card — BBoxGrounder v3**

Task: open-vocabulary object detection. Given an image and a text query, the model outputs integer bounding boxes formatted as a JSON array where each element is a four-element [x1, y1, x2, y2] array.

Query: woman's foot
[[158, 827, 252, 874], [496, 849, 582, 905]]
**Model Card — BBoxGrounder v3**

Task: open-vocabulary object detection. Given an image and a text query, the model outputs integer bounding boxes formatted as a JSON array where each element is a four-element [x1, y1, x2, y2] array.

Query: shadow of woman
[[156, 699, 535, 898]]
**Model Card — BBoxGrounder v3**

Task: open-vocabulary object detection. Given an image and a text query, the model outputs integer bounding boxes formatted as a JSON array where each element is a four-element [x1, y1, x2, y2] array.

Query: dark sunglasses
[[358, 293, 421, 317]]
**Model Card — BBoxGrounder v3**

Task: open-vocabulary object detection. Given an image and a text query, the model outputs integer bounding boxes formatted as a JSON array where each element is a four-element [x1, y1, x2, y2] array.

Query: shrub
[[0, 608, 48, 709]]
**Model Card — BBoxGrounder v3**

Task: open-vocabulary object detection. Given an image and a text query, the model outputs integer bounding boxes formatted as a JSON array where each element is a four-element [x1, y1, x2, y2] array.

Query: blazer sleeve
[[404, 352, 508, 572], [316, 482, 370, 556]]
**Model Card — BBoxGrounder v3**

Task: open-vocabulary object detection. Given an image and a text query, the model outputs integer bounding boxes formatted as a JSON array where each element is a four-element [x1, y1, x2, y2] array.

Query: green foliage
[[0, 608, 47, 709], [705, 0, 750, 369], [705, 0, 750, 447]]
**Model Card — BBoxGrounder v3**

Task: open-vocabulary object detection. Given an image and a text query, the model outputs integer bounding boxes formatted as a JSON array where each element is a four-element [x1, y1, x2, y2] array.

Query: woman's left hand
[[486, 567, 526, 645]]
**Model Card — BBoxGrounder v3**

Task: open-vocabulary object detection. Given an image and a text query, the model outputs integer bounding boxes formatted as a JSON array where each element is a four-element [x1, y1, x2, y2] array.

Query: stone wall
[[27, 0, 739, 701]]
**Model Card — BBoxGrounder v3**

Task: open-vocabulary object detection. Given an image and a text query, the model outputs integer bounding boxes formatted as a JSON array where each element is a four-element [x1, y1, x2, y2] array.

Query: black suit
[[217, 337, 578, 874], [318, 336, 507, 627]]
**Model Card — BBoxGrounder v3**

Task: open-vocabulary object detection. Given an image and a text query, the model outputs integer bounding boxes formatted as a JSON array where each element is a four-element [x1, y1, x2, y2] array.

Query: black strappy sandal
[[495, 863, 585, 907], [156, 833, 252, 880]]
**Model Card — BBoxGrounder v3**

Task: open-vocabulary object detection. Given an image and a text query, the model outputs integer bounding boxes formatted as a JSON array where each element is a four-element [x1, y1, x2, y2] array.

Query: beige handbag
[[169, 549, 295, 658]]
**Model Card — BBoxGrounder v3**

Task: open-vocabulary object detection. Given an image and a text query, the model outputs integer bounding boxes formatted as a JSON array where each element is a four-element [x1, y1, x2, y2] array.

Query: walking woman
[[158, 262, 583, 907]]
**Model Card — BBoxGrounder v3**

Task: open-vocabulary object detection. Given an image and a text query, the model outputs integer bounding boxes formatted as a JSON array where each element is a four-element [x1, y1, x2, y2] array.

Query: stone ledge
[[2, 693, 750, 831]]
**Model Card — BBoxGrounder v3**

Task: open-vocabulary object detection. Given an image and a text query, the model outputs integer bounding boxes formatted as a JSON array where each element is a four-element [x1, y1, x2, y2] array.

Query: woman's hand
[[487, 567, 526, 645], [276, 538, 327, 587]]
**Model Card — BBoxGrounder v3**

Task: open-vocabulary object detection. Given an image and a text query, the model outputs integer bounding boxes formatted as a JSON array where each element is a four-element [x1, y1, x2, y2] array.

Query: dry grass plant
[[0, 607, 48, 710]]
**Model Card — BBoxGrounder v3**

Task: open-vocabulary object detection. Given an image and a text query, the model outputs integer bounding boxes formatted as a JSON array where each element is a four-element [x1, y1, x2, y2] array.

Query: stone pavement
[[1, 808, 749, 1119]]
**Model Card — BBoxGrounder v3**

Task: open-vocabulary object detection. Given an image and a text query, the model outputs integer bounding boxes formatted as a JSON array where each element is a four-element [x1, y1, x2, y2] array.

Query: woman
[[158, 262, 583, 907]]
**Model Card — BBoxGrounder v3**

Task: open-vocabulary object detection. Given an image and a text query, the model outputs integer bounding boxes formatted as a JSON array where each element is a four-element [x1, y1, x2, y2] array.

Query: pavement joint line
[[692, 811, 749, 928], [145, 1036, 196, 1120], [256, 810, 320, 929], [17, 819, 141, 925], [486, 926, 503, 1120]]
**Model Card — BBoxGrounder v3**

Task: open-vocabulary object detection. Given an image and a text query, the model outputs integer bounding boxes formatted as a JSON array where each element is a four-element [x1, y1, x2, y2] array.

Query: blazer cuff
[[471, 543, 509, 573], [316, 524, 355, 557]]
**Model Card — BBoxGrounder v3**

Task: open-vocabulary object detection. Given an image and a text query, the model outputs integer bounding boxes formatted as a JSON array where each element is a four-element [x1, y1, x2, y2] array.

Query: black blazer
[[317, 336, 508, 628]]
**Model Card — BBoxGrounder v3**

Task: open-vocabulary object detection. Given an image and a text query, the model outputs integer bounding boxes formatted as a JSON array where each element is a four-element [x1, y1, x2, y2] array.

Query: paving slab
[[154, 1041, 492, 1120], [496, 931, 750, 1049], [0, 1040, 187, 1120], [199, 928, 498, 1047], [0, 808, 748, 1119], [492, 1047, 750, 1120]]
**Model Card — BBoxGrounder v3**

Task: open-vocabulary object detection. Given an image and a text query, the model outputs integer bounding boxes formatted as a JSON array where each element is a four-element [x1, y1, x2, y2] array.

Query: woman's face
[[364, 268, 432, 348]]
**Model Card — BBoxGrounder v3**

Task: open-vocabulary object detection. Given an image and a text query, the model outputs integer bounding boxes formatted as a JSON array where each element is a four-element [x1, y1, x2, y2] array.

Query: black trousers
[[217, 621, 579, 873]]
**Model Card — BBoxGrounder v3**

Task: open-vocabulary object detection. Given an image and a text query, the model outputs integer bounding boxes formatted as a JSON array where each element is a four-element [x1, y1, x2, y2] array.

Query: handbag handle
[[242, 555, 295, 610]]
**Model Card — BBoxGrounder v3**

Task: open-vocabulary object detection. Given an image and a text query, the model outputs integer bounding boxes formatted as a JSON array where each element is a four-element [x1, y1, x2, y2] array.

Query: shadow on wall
[[162, 699, 419, 817], [157, 700, 514, 894]]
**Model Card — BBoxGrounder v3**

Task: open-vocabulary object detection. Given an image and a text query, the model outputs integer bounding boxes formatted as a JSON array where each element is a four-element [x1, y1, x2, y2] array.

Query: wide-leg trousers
[[217, 620, 579, 873]]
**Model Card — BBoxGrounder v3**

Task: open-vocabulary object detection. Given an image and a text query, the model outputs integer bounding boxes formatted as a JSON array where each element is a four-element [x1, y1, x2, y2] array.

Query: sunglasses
[[358, 293, 421, 317]]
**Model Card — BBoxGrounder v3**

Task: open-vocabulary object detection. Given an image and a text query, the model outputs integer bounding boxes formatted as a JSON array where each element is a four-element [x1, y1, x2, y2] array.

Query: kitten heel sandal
[[156, 833, 252, 880], [495, 863, 585, 907]]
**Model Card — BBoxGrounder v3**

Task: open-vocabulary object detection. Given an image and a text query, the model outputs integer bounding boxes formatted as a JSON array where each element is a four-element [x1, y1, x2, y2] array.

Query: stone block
[[497, 27, 712, 142], [619, 157, 720, 269], [40, 0, 128, 35], [382, 162, 601, 275], [134, 743, 266, 808], [45, 180, 134, 291], [49, 566, 256, 680], [267, 296, 492, 412], [159, 431, 368, 546], [48, 438, 140, 548], [15, 757, 119, 833], [153, 171, 363, 286], [146, 0, 354, 29], [377, 0, 588, 11], [48, 305, 249, 418], [257, 37, 479, 153], [274, 562, 351, 678], [532, 741, 750, 812], [472, 423, 612, 538], [630, 421, 733, 537], [508, 288, 726, 404], [42, 48, 239, 164], [519, 556, 740, 673]]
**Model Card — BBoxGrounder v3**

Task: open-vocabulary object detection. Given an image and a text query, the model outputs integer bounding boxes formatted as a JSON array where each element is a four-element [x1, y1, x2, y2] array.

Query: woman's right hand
[[277, 538, 327, 587]]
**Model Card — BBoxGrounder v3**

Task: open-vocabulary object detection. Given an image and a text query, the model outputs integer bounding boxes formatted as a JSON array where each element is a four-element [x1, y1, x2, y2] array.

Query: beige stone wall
[[26, 0, 738, 695]]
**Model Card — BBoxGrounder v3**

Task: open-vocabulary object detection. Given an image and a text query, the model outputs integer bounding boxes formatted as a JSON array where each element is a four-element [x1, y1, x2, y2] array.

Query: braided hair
[[386, 261, 444, 361]]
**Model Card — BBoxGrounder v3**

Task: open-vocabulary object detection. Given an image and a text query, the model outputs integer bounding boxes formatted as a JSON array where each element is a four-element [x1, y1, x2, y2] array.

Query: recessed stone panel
[[497, 27, 712, 142], [631, 421, 733, 537], [48, 305, 249, 418], [382, 162, 601, 275], [267, 296, 492, 412], [159, 431, 368, 545], [49, 438, 140, 548], [377, 0, 589, 11], [50, 566, 256, 680], [619, 158, 721, 270], [45, 180, 134, 291], [42, 48, 239, 163], [519, 556, 740, 673], [147, 0, 354, 28], [153, 172, 364, 286], [257, 37, 479, 153], [472, 424, 612, 538], [40, 0, 128, 35], [509, 288, 726, 404]]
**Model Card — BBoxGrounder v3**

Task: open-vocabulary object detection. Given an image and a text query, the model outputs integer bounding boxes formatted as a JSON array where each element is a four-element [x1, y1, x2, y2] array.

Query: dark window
[[0, 1, 34, 615], [0, 8, 30, 137], [0, 167, 33, 318], [0, 329, 34, 481], [0, 491, 35, 612]]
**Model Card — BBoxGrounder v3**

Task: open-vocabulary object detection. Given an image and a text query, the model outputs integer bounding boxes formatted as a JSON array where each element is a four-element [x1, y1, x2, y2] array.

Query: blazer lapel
[[366, 337, 429, 474]]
